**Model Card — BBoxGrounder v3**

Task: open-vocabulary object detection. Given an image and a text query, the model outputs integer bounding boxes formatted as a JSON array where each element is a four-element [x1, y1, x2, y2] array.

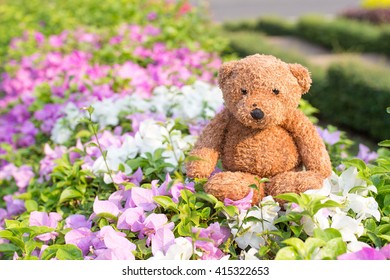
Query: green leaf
[[30, 226, 55, 238], [59, 188, 83, 204], [154, 196, 178, 212], [312, 199, 342, 215], [25, 240, 38, 256], [343, 158, 367, 172], [275, 193, 301, 204], [283, 237, 305, 251], [367, 231, 382, 248], [275, 246, 301, 260], [0, 243, 20, 253], [321, 238, 347, 259], [378, 234, 390, 242], [274, 212, 303, 224], [290, 225, 303, 237], [223, 205, 238, 217], [194, 192, 219, 204], [56, 245, 83, 260], [25, 200, 38, 212], [304, 238, 326, 258], [313, 228, 342, 241], [75, 129, 92, 139], [378, 140, 390, 147]]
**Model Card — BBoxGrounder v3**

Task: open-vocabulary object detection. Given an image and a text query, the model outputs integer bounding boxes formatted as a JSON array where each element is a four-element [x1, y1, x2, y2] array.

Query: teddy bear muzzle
[[250, 108, 264, 120]]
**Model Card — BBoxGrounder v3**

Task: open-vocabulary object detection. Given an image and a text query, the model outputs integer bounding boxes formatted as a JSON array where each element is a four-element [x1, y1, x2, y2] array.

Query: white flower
[[90, 98, 122, 127], [229, 198, 279, 250], [51, 103, 84, 144], [134, 119, 166, 155], [301, 208, 331, 236], [347, 241, 371, 252], [346, 194, 380, 221], [149, 237, 193, 260], [334, 167, 377, 196], [243, 248, 260, 260], [92, 135, 138, 183], [331, 213, 364, 242], [51, 121, 72, 144], [259, 196, 280, 223]]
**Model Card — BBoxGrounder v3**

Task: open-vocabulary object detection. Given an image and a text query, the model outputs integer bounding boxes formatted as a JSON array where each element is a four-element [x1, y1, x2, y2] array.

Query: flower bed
[[0, 1, 389, 260]]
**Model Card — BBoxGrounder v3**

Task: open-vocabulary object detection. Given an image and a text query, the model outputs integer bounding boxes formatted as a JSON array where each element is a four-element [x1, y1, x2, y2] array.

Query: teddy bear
[[186, 54, 332, 205]]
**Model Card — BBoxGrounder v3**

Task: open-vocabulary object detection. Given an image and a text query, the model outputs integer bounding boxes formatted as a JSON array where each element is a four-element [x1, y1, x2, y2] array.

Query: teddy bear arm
[[186, 108, 229, 178], [282, 110, 332, 178]]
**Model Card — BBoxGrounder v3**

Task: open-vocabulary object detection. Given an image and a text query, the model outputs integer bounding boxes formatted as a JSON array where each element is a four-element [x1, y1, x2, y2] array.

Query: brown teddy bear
[[186, 54, 332, 205]]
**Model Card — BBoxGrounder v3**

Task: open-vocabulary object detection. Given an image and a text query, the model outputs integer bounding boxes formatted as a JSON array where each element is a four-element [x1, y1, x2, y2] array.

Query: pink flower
[[130, 187, 156, 211], [338, 244, 390, 260], [194, 240, 225, 260], [224, 189, 254, 211], [93, 226, 136, 260], [12, 165, 34, 190], [65, 227, 95, 256], [29, 211, 62, 242], [93, 197, 120, 218], [117, 207, 145, 231], [64, 214, 92, 229]]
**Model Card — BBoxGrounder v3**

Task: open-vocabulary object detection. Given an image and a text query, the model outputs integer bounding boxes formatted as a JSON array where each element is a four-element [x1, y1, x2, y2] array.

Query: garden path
[[190, 0, 361, 22], [265, 35, 390, 68]]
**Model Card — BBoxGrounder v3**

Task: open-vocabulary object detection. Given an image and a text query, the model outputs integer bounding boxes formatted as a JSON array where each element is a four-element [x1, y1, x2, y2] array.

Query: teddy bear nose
[[250, 108, 264, 120]]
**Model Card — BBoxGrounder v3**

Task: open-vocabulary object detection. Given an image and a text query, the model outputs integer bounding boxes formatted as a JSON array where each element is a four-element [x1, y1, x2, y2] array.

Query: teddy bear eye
[[272, 88, 280, 95], [241, 88, 248, 95]]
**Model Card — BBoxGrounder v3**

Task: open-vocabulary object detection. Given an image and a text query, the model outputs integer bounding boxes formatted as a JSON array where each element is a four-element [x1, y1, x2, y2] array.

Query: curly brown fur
[[186, 54, 332, 205]]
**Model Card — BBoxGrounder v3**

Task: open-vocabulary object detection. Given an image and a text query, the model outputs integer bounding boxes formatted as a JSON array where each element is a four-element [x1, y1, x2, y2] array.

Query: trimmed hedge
[[305, 61, 390, 141], [235, 15, 390, 57], [223, 30, 390, 141], [296, 15, 383, 53], [255, 16, 296, 36]]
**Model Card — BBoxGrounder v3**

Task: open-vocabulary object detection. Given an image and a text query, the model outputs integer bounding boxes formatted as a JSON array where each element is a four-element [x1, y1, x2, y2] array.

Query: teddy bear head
[[218, 54, 312, 129]]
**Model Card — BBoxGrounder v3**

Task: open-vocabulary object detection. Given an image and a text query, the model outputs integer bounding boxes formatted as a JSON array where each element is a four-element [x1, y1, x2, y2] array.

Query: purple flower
[[338, 245, 390, 260], [3, 195, 25, 217], [12, 165, 34, 190], [113, 168, 143, 186], [170, 181, 195, 203], [193, 240, 225, 260], [147, 12, 158, 21], [129, 187, 156, 211], [357, 144, 377, 163], [64, 214, 92, 229], [151, 226, 175, 256], [93, 226, 136, 260], [224, 189, 253, 211], [138, 213, 174, 243], [65, 227, 94, 256], [93, 197, 120, 218], [29, 211, 62, 242], [196, 222, 230, 246], [117, 207, 145, 231], [317, 127, 341, 145], [39, 144, 67, 181]]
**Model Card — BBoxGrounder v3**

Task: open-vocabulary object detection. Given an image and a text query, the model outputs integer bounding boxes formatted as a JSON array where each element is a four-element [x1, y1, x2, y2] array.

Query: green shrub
[[223, 20, 257, 32], [297, 15, 383, 53], [305, 60, 390, 141], [378, 26, 390, 55], [255, 16, 296, 36]]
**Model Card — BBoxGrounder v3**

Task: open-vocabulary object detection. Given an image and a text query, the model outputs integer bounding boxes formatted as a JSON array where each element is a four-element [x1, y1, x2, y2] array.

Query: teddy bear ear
[[289, 63, 312, 94], [218, 61, 236, 88]]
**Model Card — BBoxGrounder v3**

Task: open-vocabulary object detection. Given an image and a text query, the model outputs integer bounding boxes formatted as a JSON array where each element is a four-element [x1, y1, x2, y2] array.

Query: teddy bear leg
[[204, 171, 265, 205], [265, 171, 325, 198]]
